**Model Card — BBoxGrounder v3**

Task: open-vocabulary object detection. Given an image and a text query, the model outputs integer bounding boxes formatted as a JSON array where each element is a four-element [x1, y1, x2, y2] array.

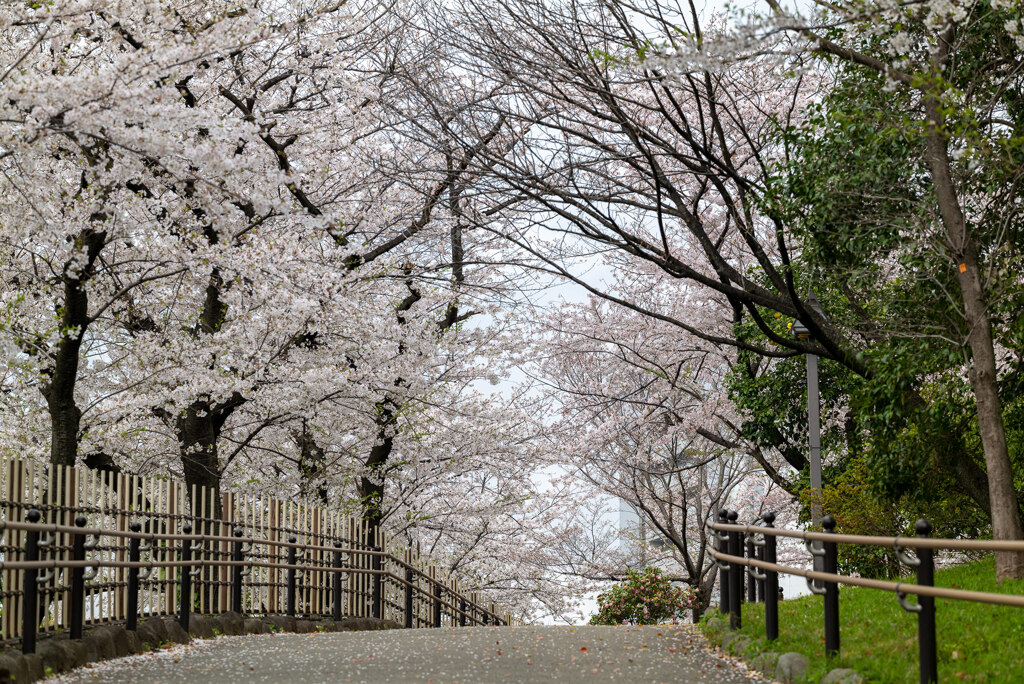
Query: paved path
[[51, 625, 765, 683]]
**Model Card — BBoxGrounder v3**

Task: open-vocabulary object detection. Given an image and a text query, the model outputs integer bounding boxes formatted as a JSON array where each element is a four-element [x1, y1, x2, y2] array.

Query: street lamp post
[[792, 293, 829, 578]]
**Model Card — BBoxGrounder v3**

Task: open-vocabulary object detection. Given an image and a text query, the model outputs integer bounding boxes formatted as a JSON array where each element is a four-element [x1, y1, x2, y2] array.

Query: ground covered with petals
[[50, 624, 768, 683]]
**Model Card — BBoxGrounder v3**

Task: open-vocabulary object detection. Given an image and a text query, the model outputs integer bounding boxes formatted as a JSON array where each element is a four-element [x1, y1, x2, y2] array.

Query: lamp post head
[[792, 292, 829, 340]]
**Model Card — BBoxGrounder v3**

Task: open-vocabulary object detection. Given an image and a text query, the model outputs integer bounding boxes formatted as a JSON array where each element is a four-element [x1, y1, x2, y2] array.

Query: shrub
[[589, 566, 698, 625]]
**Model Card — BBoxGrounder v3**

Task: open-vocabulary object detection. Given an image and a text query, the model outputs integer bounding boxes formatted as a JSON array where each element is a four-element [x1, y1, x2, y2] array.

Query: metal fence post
[[179, 524, 192, 632], [433, 581, 443, 628], [460, 598, 468, 627], [727, 510, 742, 630], [70, 515, 87, 640], [127, 522, 142, 631], [404, 568, 415, 628], [232, 529, 244, 614], [746, 533, 757, 603], [763, 512, 778, 641], [915, 519, 937, 684], [333, 541, 345, 622], [717, 509, 730, 615], [372, 546, 383, 620], [286, 536, 297, 617], [822, 515, 839, 658], [21, 509, 42, 654]]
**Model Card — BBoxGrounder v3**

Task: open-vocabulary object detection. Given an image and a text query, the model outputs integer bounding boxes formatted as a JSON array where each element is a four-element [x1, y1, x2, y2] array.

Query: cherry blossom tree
[[525, 271, 797, 619]]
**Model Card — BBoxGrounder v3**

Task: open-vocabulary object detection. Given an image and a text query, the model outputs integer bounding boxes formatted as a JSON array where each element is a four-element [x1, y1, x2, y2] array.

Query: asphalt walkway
[[51, 624, 765, 683]]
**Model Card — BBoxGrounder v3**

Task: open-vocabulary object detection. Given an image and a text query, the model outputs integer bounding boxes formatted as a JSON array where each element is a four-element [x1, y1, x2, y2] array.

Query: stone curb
[[700, 619, 864, 684], [0, 614, 401, 683]]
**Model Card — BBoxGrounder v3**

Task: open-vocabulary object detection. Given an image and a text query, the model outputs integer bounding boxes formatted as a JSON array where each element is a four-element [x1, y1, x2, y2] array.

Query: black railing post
[[179, 524, 192, 632], [746, 533, 757, 603], [727, 510, 742, 630], [70, 515, 87, 640], [286, 536, 297, 617], [915, 519, 937, 684], [460, 598, 468, 627], [433, 581, 442, 628], [333, 541, 345, 622], [717, 509, 730, 615], [372, 546, 383, 620], [231, 529, 244, 614], [21, 509, 42, 654], [763, 512, 778, 641], [404, 568, 415, 628], [822, 515, 840, 658], [127, 522, 142, 631]]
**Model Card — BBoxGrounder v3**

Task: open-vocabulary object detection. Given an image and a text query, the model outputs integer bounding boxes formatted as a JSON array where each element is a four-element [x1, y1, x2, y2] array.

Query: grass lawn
[[708, 556, 1024, 683]]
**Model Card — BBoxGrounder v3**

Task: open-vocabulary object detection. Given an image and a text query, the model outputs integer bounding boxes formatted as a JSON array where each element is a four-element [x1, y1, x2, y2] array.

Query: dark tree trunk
[[357, 401, 396, 548], [691, 567, 718, 624], [40, 229, 106, 467], [175, 393, 244, 521], [296, 424, 329, 506]]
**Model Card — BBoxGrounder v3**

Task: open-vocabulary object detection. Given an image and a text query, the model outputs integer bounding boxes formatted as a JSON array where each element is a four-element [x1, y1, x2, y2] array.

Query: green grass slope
[[707, 556, 1024, 683]]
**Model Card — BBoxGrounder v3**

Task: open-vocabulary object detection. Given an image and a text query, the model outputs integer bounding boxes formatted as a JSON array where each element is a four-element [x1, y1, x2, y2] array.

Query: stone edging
[[702, 616, 864, 684], [0, 613, 401, 683]]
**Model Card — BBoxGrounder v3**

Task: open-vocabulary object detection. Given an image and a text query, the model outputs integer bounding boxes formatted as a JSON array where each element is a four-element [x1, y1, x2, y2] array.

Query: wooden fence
[[0, 458, 517, 642]]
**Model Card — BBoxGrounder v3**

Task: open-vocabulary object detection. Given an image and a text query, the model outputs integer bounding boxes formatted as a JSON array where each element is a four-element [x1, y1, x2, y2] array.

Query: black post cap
[[762, 511, 776, 525], [334, 540, 344, 548], [915, 518, 932, 536], [129, 522, 142, 533], [75, 515, 87, 527], [727, 510, 738, 522], [26, 509, 41, 523], [718, 509, 728, 520], [822, 515, 836, 531], [288, 536, 297, 544], [182, 524, 192, 534], [234, 529, 244, 537]]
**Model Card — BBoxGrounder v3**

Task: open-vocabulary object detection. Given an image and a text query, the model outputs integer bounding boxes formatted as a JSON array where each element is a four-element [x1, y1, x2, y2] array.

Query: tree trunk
[[40, 229, 106, 467], [174, 392, 246, 519], [358, 401, 395, 549], [924, 96, 1024, 579], [296, 424, 329, 506], [692, 567, 718, 623]]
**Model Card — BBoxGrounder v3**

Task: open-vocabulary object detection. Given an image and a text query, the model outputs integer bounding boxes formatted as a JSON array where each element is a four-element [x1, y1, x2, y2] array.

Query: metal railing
[[7, 508, 512, 654], [708, 509, 1024, 684]]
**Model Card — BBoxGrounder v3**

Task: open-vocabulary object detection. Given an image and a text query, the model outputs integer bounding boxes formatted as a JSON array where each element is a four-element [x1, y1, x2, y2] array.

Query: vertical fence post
[[746, 533, 757, 603], [286, 536, 297, 617], [127, 523, 141, 631], [433, 580, 442, 628], [915, 519, 937, 684], [727, 510, 742, 630], [822, 515, 840, 658], [717, 509, 730, 615], [70, 515, 87, 640], [232, 529, 244, 614], [763, 512, 778, 641], [179, 524, 192, 632], [333, 541, 345, 622], [756, 534, 766, 603], [21, 509, 42, 654], [460, 598, 468, 627], [404, 568, 414, 628], [372, 546, 383, 620]]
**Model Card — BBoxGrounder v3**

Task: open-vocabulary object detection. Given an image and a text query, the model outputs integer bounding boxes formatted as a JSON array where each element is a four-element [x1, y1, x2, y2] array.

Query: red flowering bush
[[588, 566, 698, 625]]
